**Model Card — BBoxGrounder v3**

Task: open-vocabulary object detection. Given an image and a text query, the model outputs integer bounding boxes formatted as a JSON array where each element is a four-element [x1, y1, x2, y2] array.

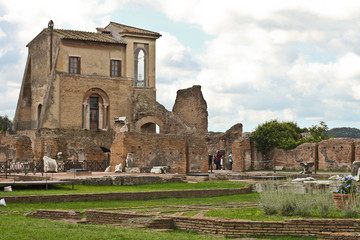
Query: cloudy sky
[[1, 0, 360, 132]]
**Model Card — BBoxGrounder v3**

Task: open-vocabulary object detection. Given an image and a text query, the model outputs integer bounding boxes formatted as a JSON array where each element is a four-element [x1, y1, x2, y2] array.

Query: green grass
[[0, 193, 259, 213], [0, 193, 317, 240], [0, 180, 251, 197], [0, 214, 316, 240], [0, 214, 223, 240], [205, 207, 289, 221]]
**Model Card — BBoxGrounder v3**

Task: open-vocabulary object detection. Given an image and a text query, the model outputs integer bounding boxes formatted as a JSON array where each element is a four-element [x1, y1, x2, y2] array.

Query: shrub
[[258, 182, 343, 218], [312, 193, 335, 218], [333, 175, 359, 194]]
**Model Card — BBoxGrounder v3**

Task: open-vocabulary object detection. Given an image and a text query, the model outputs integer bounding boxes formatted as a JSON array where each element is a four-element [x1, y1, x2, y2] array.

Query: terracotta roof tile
[[53, 29, 126, 44], [106, 22, 161, 37]]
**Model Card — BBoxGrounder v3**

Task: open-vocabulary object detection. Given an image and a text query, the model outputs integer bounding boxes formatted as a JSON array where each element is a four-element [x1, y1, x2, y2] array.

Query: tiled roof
[[106, 22, 161, 37], [53, 29, 127, 44]]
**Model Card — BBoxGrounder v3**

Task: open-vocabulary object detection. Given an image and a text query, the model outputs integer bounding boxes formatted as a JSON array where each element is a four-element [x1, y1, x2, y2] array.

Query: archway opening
[[82, 88, 109, 130], [89, 96, 99, 130], [140, 122, 160, 134]]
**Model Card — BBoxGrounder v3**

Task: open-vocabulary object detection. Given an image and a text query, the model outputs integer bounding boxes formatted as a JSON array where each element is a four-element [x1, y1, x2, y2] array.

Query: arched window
[[37, 104, 42, 129], [134, 48, 146, 88]]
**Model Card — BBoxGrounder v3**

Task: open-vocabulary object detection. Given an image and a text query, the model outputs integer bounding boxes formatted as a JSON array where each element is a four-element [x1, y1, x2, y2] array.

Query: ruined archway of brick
[[82, 88, 110, 130], [135, 116, 164, 134]]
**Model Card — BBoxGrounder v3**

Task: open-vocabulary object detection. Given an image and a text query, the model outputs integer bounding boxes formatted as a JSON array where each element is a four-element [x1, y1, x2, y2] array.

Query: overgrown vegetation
[[250, 120, 331, 157], [258, 183, 360, 218], [0, 115, 13, 134]]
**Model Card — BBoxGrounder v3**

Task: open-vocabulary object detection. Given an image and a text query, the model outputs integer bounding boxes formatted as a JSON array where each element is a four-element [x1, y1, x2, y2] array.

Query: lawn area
[[0, 193, 316, 240], [0, 180, 251, 196]]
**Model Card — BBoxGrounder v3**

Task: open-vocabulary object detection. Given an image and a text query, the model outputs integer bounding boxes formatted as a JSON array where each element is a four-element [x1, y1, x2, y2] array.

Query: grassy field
[[0, 180, 250, 196], [0, 181, 317, 240]]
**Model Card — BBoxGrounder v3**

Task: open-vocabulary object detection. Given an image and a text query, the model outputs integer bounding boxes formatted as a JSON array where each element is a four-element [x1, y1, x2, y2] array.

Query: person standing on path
[[229, 152, 233, 170], [215, 151, 222, 170], [208, 154, 213, 171]]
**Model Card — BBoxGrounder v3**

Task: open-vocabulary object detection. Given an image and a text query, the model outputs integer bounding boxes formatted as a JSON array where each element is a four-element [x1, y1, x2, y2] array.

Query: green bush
[[312, 193, 335, 218]]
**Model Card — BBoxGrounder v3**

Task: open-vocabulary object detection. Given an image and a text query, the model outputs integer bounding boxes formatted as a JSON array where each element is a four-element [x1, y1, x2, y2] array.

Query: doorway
[[90, 97, 99, 130]]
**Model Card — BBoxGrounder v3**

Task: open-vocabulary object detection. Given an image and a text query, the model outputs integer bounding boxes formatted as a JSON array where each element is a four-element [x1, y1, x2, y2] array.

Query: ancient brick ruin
[[233, 137, 360, 171]]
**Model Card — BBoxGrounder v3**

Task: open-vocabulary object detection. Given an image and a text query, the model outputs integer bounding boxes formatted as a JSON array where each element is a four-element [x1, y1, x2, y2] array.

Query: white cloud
[[157, 32, 199, 81], [147, 1, 360, 131], [3, 0, 360, 132]]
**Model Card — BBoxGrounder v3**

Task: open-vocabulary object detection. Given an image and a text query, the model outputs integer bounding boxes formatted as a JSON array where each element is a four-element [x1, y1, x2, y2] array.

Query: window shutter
[[78, 57, 81, 74]]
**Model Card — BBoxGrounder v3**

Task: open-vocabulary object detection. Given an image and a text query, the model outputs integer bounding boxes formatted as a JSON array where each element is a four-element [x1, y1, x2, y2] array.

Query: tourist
[[220, 155, 224, 170], [229, 152, 233, 170], [208, 154, 213, 170], [215, 151, 222, 170]]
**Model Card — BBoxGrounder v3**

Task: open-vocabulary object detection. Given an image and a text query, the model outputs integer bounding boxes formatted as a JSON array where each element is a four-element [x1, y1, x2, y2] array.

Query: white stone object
[[114, 116, 129, 132], [292, 177, 315, 182], [274, 166, 284, 171], [43, 156, 58, 172], [150, 166, 170, 174], [0, 198, 6, 207], [4, 186, 12, 192], [115, 163, 123, 173], [125, 153, 136, 168], [329, 175, 342, 180], [151, 168, 162, 174], [104, 166, 111, 172], [125, 167, 140, 173], [354, 167, 360, 181]]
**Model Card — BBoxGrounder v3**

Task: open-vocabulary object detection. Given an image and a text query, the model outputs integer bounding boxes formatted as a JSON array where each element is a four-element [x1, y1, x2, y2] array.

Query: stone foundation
[[28, 209, 360, 238]]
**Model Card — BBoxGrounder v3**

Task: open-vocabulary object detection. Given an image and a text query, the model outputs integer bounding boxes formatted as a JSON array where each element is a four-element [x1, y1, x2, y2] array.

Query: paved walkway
[[0, 169, 350, 183]]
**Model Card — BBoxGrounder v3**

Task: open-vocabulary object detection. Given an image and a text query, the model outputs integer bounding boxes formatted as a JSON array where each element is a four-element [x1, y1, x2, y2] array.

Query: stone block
[[125, 167, 140, 173], [150, 166, 170, 174]]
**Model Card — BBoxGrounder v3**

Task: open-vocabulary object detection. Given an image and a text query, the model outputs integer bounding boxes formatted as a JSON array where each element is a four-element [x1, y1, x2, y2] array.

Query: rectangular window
[[111, 60, 121, 77], [69, 56, 81, 74]]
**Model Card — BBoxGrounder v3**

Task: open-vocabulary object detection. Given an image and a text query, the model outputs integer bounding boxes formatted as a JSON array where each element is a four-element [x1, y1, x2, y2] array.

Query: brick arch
[[135, 116, 164, 134], [82, 88, 110, 130]]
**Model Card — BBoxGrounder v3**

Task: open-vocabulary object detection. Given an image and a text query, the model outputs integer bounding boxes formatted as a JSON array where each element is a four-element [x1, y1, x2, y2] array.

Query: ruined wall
[[0, 135, 33, 162], [186, 135, 208, 173], [318, 138, 355, 170], [33, 135, 105, 162], [231, 137, 268, 171], [132, 94, 189, 135], [271, 142, 317, 169], [172, 85, 208, 134], [232, 138, 250, 171], [111, 132, 207, 174], [235, 137, 358, 171], [206, 123, 243, 155]]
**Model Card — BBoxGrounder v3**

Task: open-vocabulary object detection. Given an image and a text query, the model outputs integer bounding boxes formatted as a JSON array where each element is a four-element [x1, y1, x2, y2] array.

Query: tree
[[250, 120, 331, 158], [250, 120, 304, 157], [299, 121, 331, 143], [0, 115, 14, 134]]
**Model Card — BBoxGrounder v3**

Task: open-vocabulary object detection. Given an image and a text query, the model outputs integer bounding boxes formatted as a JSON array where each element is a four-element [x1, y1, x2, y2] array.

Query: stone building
[[6, 21, 212, 174], [14, 20, 160, 133]]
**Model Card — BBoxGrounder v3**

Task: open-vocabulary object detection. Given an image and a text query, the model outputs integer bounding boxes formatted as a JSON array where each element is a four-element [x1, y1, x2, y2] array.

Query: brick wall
[[27, 209, 82, 220], [172, 217, 360, 237], [27, 209, 360, 239], [318, 232, 360, 240], [110, 132, 208, 174], [233, 137, 360, 171]]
